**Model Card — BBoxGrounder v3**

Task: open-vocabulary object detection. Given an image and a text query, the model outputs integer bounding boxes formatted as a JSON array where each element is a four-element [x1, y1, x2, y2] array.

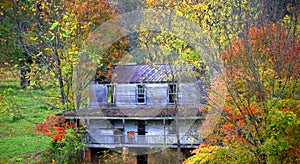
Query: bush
[[36, 115, 86, 163]]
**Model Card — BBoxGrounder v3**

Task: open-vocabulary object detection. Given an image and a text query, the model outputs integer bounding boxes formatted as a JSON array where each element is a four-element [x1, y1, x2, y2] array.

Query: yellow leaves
[[145, 0, 208, 24], [219, 35, 226, 45], [184, 145, 225, 164], [80, 24, 88, 30], [194, 3, 208, 11], [175, 10, 183, 17]]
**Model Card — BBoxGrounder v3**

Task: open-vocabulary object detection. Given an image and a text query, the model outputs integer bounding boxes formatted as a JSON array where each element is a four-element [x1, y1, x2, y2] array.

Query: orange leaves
[[249, 27, 263, 40], [220, 122, 236, 134], [52, 127, 66, 143], [214, 22, 300, 163], [36, 114, 64, 134], [52, 133, 65, 143], [36, 114, 75, 143], [64, 0, 117, 28], [221, 23, 299, 125], [223, 23, 299, 84], [249, 105, 259, 115]]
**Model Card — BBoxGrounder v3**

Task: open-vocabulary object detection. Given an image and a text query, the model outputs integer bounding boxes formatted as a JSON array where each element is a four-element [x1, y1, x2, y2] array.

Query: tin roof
[[111, 64, 196, 83]]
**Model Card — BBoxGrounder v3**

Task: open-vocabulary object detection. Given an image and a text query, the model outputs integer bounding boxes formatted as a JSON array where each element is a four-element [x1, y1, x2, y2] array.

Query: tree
[[137, 0, 300, 162], [0, 0, 127, 108], [27, 0, 119, 108], [185, 3, 300, 162], [0, 0, 39, 88], [138, 0, 211, 154], [115, 1, 299, 161]]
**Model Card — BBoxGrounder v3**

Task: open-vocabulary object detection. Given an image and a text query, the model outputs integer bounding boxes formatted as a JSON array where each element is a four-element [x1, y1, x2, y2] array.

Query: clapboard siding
[[146, 120, 165, 135], [180, 83, 201, 107], [115, 84, 137, 106], [146, 83, 168, 106], [90, 84, 106, 108], [88, 119, 114, 142], [90, 83, 202, 108]]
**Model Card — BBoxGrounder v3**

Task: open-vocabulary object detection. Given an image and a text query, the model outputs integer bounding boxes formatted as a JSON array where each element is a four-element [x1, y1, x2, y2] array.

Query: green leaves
[[184, 0, 300, 162], [260, 105, 300, 163], [50, 22, 59, 30]]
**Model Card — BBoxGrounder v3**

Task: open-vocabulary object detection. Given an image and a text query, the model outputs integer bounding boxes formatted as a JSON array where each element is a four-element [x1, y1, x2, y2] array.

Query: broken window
[[168, 83, 177, 104], [107, 84, 115, 104], [137, 84, 146, 104]]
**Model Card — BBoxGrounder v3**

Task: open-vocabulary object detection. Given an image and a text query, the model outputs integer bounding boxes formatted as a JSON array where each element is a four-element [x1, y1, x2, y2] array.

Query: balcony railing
[[85, 134, 202, 146]]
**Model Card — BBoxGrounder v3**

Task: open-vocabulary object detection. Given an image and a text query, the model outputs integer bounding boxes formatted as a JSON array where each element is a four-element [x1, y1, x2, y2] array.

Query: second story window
[[137, 84, 146, 104], [168, 83, 177, 104], [107, 84, 115, 104]]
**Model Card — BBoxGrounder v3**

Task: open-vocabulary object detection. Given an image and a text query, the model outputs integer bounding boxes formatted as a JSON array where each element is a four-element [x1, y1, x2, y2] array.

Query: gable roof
[[111, 64, 196, 83]]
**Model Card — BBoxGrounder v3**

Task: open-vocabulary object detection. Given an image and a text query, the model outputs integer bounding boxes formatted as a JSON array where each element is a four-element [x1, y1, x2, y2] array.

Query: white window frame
[[136, 84, 146, 104]]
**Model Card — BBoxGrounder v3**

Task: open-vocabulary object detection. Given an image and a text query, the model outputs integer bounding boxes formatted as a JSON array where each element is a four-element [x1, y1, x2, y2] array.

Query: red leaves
[[36, 115, 64, 135], [36, 114, 74, 143], [216, 23, 299, 156], [222, 24, 299, 82]]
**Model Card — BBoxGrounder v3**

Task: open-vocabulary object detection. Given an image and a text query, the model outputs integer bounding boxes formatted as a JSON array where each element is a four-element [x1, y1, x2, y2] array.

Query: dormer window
[[137, 84, 146, 104], [107, 84, 115, 104], [168, 83, 177, 104]]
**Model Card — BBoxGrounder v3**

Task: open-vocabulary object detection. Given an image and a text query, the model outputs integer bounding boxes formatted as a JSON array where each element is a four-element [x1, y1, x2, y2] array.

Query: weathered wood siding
[[88, 119, 114, 143], [146, 120, 165, 135], [89, 84, 106, 108], [90, 83, 202, 108], [86, 119, 201, 145], [115, 84, 137, 107], [179, 83, 201, 107], [115, 83, 170, 107], [145, 83, 168, 106]]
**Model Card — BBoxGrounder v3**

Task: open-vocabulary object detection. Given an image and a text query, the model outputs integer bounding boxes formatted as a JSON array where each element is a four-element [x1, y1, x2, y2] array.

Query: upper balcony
[[85, 134, 203, 149]]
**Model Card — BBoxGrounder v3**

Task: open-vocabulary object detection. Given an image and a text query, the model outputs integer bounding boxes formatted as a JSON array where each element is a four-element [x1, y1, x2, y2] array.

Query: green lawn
[[0, 76, 62, 163]]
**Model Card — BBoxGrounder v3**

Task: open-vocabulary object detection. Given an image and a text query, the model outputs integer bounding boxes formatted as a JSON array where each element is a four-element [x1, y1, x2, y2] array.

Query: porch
[[85, 134, 202, 148]]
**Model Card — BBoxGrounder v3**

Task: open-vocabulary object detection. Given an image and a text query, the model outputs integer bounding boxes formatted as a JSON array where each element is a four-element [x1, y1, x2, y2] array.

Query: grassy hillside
[[0, 69, 62, 163]]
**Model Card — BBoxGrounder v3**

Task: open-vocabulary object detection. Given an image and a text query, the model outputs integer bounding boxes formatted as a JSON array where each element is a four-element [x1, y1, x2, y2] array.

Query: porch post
[[85, 147, 91, 163], [122, 119, 125, 143], [163, 119, 166, 144]]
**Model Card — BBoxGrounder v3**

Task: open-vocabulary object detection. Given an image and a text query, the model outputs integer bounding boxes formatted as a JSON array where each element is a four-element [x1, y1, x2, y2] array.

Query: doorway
[[138, 120, 146, 135], [137, 120, 146, 144]]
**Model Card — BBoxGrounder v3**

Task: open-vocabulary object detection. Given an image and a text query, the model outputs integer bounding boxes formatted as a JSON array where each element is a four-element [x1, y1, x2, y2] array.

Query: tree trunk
[[54, 50, 67, 105], [20, 67, 30, 88], [20, 53, 31, 89], [57, 59, 66, 105], [176, 113, 181, 154]]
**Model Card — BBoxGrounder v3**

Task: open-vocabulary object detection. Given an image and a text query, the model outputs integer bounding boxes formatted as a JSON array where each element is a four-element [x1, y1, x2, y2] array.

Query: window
[[107, 84, 115, 104], [168, 83, 177, 104], [137, 84, 146, 104]]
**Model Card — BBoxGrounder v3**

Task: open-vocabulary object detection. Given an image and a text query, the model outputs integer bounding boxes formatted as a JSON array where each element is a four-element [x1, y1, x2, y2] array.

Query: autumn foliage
[[222, 24, 299, 83], [36, 114, 86, 163], [36, 115, 75, 143], [186, 23, 300, 164]]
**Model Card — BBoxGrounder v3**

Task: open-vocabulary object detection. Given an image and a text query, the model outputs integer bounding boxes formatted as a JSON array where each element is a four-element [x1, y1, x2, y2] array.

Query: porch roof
[[61, 106, 205, 119]]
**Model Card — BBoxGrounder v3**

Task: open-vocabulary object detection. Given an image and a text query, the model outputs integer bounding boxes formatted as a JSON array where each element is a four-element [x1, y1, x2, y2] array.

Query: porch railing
[[85, 134, 202, 145]]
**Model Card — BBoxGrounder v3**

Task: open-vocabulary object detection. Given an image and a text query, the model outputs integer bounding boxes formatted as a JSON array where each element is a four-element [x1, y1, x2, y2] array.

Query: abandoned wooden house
[[63, 64, 207, 162]]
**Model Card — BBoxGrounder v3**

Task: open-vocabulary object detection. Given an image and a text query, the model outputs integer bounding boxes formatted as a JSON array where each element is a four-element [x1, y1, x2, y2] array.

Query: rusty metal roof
[[111, 64, 195, 83]]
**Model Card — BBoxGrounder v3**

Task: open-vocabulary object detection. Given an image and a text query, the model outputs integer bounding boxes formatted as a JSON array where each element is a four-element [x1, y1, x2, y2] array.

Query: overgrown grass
[[0, 69, 62, 163]]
